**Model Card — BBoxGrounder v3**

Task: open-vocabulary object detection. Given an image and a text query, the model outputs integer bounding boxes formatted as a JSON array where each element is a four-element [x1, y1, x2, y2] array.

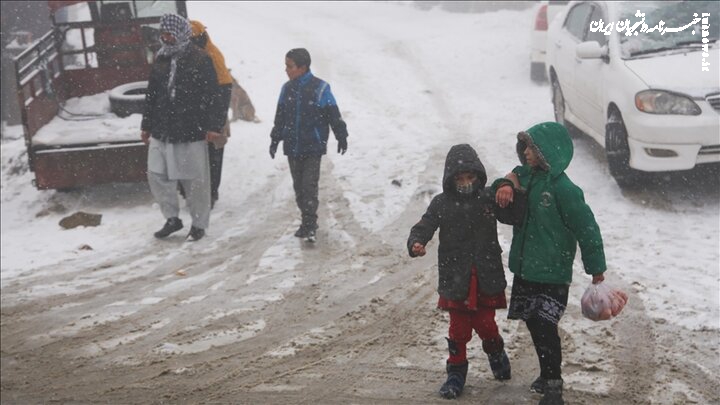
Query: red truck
[[14, 0, 187, 190]]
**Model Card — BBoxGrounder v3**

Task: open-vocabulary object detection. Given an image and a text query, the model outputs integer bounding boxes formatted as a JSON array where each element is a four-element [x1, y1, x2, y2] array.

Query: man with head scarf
[[189, 20, 232, 209], [140, 14, 225, 241]]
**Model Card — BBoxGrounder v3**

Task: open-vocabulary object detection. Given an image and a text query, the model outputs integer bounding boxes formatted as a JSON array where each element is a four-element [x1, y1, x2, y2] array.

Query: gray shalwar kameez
[[148, 138, 211, 230]]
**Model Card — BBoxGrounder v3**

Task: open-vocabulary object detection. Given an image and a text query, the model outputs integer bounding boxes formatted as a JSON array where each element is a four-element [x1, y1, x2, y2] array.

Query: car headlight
[[635, 90, 701, 115]]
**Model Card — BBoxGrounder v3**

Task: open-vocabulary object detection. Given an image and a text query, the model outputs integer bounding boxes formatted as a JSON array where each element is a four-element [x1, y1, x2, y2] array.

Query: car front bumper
[[625, 102, 720, 171], [627, 138, 719, 171]]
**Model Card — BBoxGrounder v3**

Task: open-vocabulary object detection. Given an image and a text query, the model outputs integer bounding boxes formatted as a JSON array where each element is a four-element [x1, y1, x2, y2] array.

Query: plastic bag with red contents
[[581, 281, 628, 321]]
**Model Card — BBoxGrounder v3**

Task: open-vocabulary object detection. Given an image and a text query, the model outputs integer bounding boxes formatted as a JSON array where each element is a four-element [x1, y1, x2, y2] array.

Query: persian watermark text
[[590, 11, 712, 71]]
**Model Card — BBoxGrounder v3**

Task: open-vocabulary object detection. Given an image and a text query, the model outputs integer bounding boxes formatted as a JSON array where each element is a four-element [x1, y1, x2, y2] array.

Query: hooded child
[[407, 144, 526, 399]]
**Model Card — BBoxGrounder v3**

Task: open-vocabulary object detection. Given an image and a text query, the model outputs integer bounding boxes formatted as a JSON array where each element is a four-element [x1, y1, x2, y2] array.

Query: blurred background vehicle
[[12, 0, 186, 190], [1, 1, 52, 129], [545, 0, 720, 187], [529, 0, 569, 82]]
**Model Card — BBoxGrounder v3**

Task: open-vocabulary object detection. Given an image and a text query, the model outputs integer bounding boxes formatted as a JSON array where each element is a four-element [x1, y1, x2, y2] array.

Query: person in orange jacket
[[190, 20, 232, 208]]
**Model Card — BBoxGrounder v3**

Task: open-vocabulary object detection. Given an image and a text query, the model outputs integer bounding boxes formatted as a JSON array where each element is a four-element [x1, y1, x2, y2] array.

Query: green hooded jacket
[[492, 122, 606, 285]]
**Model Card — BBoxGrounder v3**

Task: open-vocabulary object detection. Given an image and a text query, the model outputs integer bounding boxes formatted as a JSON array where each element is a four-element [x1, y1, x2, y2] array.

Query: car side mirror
[[576, 41, 608, 60]]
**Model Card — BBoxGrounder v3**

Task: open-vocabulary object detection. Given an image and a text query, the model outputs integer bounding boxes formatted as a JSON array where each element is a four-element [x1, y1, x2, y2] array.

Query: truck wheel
[[109, 81, 148, 117]]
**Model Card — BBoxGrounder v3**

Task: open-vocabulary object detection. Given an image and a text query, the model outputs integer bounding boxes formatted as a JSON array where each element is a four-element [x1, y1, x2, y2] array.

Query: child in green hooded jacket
[[493, 122, 607, 405]]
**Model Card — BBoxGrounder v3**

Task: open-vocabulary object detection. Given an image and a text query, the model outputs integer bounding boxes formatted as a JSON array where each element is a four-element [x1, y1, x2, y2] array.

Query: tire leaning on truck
[[109, 81, 148, 117]]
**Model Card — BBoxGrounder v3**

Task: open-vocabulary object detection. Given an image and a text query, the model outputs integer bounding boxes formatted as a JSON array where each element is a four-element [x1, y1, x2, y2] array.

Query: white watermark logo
[[590, 11, 712, 72]]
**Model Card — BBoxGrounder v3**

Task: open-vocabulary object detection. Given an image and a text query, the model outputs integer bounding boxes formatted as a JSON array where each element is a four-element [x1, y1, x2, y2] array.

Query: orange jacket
[[190, 20, 232, 86]]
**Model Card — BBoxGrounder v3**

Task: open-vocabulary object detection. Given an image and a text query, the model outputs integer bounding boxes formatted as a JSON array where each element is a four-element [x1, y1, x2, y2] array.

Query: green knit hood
[[517, 122, 573, 178]]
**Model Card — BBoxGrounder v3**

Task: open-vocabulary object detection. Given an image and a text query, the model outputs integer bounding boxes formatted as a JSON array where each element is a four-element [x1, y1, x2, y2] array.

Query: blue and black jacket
[[270, 70, 348, 157]]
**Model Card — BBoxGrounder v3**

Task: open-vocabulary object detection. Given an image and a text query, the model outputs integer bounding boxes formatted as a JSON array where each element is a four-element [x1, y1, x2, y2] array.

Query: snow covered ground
[[2, 2, 719, 404]]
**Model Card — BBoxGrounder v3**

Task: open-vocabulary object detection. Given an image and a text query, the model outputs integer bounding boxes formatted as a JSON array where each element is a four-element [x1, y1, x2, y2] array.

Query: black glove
[[269, 140, 279, 159], [337, 137, 347, 155]]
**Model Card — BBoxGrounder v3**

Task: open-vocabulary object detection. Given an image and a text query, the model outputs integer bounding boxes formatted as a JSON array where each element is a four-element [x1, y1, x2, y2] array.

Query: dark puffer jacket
[[270, 70, 348, 157], [141, 44, 225, 143], [407, 144, 526, 300]]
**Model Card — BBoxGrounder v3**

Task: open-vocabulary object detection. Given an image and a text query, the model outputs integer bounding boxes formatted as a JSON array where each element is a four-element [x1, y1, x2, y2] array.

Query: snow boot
[[186, 226, 205, 241], [487, 350, 511, 380], [530, 376, 547, 393], [538, 379, 564, 405], [439, 361, 468, 399], [154, 217, 183, 238], [305, 229, 316, 243], [294, 226, 308, 238]]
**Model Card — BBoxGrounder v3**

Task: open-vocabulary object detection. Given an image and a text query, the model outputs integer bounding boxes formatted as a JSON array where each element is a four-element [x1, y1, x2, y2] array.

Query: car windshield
[[617, 1, 719, 59]]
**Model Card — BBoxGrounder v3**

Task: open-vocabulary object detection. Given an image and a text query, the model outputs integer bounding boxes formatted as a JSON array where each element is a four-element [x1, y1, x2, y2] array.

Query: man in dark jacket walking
[[141, 14, 225, 241], [269, 48, 349, 242]]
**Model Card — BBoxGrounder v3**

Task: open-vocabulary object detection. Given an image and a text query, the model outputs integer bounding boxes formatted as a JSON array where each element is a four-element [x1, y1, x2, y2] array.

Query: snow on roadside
[[187, 1, 719, 334], [1, 0, 717, 350]]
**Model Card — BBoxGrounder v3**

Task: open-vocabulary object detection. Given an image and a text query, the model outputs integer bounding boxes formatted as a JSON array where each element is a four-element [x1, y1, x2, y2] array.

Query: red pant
[[447, 307, 503, 364]]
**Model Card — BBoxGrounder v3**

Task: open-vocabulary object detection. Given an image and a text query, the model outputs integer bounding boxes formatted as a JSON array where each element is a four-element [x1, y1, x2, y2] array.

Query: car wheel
[[551, 76, 566, 126], [606, 109, 641, 187], [109, 81, 148, 118]]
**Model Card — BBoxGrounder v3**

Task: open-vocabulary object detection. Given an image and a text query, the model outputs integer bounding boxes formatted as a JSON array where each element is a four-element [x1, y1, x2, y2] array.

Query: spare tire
[[109, 81, 148, 117]]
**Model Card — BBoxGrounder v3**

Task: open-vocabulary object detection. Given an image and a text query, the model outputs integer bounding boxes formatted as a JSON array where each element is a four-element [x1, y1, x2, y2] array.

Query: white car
[[545, 0, 720, 186], [530, 1, 570, 82]]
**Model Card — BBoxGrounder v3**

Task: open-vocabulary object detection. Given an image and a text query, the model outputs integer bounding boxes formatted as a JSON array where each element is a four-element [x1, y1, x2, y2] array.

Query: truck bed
[[32, 92, 142, 147]]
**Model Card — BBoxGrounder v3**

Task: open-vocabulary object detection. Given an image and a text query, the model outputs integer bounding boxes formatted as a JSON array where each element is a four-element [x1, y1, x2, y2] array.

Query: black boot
[[439, 361, 468, 399], [305, 228, 317, 243], [488, 350, 511, 380], [538, 379, 564, 405], [154, 217, 183, 238], [187, 226, 205, 241], [530, 376, 547, 393], [294, 226, 308, 238]]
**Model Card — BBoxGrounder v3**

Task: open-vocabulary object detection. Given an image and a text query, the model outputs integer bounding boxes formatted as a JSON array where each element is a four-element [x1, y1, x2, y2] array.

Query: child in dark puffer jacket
[[407, 144, 525, 399]]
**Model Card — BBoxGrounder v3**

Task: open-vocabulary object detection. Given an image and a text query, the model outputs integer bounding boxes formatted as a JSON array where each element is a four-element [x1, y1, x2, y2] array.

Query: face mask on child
[[456, 183, 474, 195], [455, 171, 477, 195]]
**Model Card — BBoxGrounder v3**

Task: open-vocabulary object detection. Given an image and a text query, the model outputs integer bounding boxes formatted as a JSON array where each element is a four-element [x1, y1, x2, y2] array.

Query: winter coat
[[270, 70, 348, 157], [492, 122, 606, 285], [189, 21, 232, 132], [141, 45, 225, 143], [189, 20, 233, 86], [407, 144, 526, 300]]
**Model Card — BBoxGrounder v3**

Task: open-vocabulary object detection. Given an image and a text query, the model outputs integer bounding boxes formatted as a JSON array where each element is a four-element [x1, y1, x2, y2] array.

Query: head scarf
[[158, 13, 191, 57], [158, 14, 191, 100]]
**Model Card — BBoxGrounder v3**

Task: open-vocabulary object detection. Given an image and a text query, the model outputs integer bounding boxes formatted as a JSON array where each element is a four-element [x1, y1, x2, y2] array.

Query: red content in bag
[[581, 282, 628, 321]]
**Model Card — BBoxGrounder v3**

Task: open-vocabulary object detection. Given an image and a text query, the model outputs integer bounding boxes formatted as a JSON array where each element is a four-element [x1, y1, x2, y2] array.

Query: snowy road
[[1, 2, 718, 404]]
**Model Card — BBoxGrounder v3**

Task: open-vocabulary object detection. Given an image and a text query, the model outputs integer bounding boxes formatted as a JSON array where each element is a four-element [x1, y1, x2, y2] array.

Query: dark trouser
[[208, 123, 230, 201], [287, 155, 321, 231], [526, 316, 562, 380], [208, 143, 223, 200], [508, 276, 568, 381]]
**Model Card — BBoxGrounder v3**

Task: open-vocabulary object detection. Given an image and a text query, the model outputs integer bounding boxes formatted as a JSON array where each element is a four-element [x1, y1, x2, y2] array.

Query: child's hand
[[411, 243, 426, 257], [496, 184, 514, 208], [592, 273, 605, 284]]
